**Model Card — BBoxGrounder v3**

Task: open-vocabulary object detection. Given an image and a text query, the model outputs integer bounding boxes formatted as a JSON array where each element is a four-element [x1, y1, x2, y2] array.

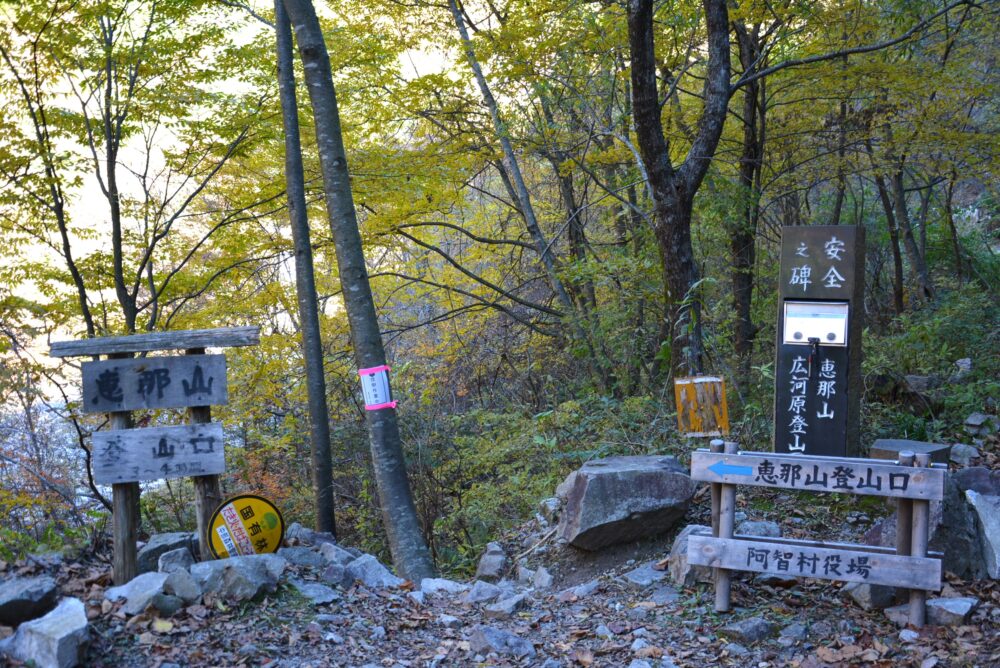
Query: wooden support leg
[[109, 379, 137, 585], [710, 439, 723, 536], [894, 451, 914, 604], [187, 347, 223, 562], [714, 441, 738, 612], [909, 452, 931, 627]]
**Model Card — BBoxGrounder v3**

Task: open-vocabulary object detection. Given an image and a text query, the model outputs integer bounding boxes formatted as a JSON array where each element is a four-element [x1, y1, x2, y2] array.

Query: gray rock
[[320, 563, 345, 586], [649, 585, 680, 605], [754, 573, 798, 588], [843, 582, 896, 611], [484, 593, 527, 619], [966, 491, 1000, 578], [899, 629, 920, 642], [137, 533, 194, 574], [926, 597, 978, 626], [950, 444, 980, 467], [622, 560, 669, 589], [290, 580, 339, 605], [105, 572, 168, 616], [952, 358, 972, 380], [407, 590, 425, 606], [736, 520, 781, 537], [884, 603, 909, 627], [438, 614, 460, 628], [151, 593, 184, 617], [277, 546, 326, 569], [965, 412, 999, 438], [157, 548, 194, 574], [219, 559, 278, 602], [420, 578, 469, 596], [516, 564, 535, 584], [475, 542, 507, 581], [594, 623, 614, 639], [318, 543, 357, 567], [780, 623, 807, 641], [724, 643, 749, 656], [719, 616, 776, 644], [532, 566, 553, 589], [864, 476, 985, 579], [954, 467, 1000, 495], [284, 522, 336, 548], [668, 524, 713, 587], [0, 575, 58, 626], [1, 597, 88, 668], [468, 625, 535, 659], [556, 456, 695, 550], [344, 554, 405, 589], [163, 570, 200, 605], [190, 554, 286, 596], [464, 580, 502, 604], [628, 660, 654, 668], [539, 497, 561, 523], [631, 637, 650, 651]]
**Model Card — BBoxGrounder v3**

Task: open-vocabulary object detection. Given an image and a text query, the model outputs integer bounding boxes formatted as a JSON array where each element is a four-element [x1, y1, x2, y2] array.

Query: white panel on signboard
[[783, 301, 849, 346]]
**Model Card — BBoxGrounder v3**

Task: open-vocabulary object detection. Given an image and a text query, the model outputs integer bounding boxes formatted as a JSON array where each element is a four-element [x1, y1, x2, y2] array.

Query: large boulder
[[0, 597, 89, 668], [190, 554, 285, 602], [556, 456, 695, 550], [474, 543, 507, 582], [137, 533, 195, 574], [965, 491, 1000, 578], [343, 554, 405, 589], [0, 575, 58, 626], [863, 476, 985, 579]]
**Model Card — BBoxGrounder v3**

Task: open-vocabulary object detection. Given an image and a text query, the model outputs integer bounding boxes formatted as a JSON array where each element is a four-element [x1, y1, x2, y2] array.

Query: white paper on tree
[[358, 364, 396, 410]]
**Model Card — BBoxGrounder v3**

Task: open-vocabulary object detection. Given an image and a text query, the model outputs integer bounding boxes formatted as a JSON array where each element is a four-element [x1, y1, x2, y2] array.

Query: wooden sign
[[82, 355, 227, 413], [690, 450, 946, 500], [674, 376, 729, 437], [92, 423, 225, 485], [688, 531, 941, 591]]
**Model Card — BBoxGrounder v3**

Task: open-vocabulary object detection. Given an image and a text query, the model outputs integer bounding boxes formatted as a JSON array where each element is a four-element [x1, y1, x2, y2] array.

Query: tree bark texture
[[891, 168, 935, 300], [281, 0, 434, 581], [274, 0, 336, 537], [627, 0, 731, 378]]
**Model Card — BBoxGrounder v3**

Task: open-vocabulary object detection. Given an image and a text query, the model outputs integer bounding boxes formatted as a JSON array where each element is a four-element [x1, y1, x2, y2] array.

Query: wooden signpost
[[689, 443, 945, 626], [51, 326, 259, 585]]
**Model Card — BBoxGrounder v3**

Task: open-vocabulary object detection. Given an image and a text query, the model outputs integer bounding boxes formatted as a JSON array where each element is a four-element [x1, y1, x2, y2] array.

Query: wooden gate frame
[[51, 327, 259, 584], [689, 440, 945, 627]]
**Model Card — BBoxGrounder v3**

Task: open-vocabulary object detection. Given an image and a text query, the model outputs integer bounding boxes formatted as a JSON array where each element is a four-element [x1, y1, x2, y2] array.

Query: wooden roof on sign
[[49, 326, 260, 358]]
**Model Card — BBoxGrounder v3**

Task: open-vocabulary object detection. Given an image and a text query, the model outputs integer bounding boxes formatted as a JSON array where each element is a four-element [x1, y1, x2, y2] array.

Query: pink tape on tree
[[365, 401, 398, 411], [358, 364, 390, 376]]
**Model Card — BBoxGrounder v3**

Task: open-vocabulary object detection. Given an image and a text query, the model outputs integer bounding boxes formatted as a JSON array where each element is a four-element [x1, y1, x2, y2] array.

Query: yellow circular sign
[[208, 495, 285, 559]]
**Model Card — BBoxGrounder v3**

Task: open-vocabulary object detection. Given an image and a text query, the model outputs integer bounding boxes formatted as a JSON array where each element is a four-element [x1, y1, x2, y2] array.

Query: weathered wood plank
[[688, 533, 941, 591], [93, 423, 225, 485], [81, 355, 227, 413], [674, 376, 730, 437], [690, 450, 945, 500], [50, 326, 259, 358]]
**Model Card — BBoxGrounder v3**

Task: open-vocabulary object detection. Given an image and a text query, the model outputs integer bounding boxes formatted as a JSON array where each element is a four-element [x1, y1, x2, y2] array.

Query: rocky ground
[[1, 484, 997, 668]]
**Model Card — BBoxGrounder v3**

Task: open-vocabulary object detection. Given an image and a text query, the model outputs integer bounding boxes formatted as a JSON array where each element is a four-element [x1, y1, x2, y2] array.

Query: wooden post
[[187, 348, 224, 562], [894, 451, 914, 603], [109, 353, 139, 585], [714, 440, 738, 612], [909, 452, 931, 627], [710, 439, 724, 536]]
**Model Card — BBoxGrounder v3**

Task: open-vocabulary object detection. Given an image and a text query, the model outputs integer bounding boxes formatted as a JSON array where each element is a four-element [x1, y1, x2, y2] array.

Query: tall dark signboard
[[774, 226, 864, 457]]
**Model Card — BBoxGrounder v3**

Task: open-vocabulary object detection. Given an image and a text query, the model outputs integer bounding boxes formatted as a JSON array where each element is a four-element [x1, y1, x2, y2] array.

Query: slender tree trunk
[[890, 167, 934, 300], [274, 0, 336, 537], [873, 173, 906, 314], [944, 173, 964, 282], [281, 0, 434, 581]]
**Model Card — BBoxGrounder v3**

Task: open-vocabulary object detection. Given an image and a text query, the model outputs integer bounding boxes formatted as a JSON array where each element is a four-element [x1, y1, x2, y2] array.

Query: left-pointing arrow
[[708, 459, 753, 477]]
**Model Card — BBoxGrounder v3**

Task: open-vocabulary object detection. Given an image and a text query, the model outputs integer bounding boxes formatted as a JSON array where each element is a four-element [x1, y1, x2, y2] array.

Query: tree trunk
[[890, 167, 934, 301], [873, 172, 906, 314], [627, 0, 730, 379], [281, 0, 435, 581], [274, 0, 336, 537]]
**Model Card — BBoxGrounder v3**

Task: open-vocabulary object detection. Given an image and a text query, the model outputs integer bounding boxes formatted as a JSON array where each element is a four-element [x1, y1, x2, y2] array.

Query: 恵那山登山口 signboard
[[82, 354, 227, 413], [208, 495, 285, 558]]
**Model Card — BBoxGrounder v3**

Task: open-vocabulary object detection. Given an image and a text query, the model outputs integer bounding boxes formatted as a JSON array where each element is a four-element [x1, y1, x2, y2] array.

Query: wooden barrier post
[[895, 450, 914, 603], [714, 440, 738, 612], [187, 347, 224, 562], [709, 439, 724, 536], [109, 354, 138, 584], [909, 452, 931, 627]]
